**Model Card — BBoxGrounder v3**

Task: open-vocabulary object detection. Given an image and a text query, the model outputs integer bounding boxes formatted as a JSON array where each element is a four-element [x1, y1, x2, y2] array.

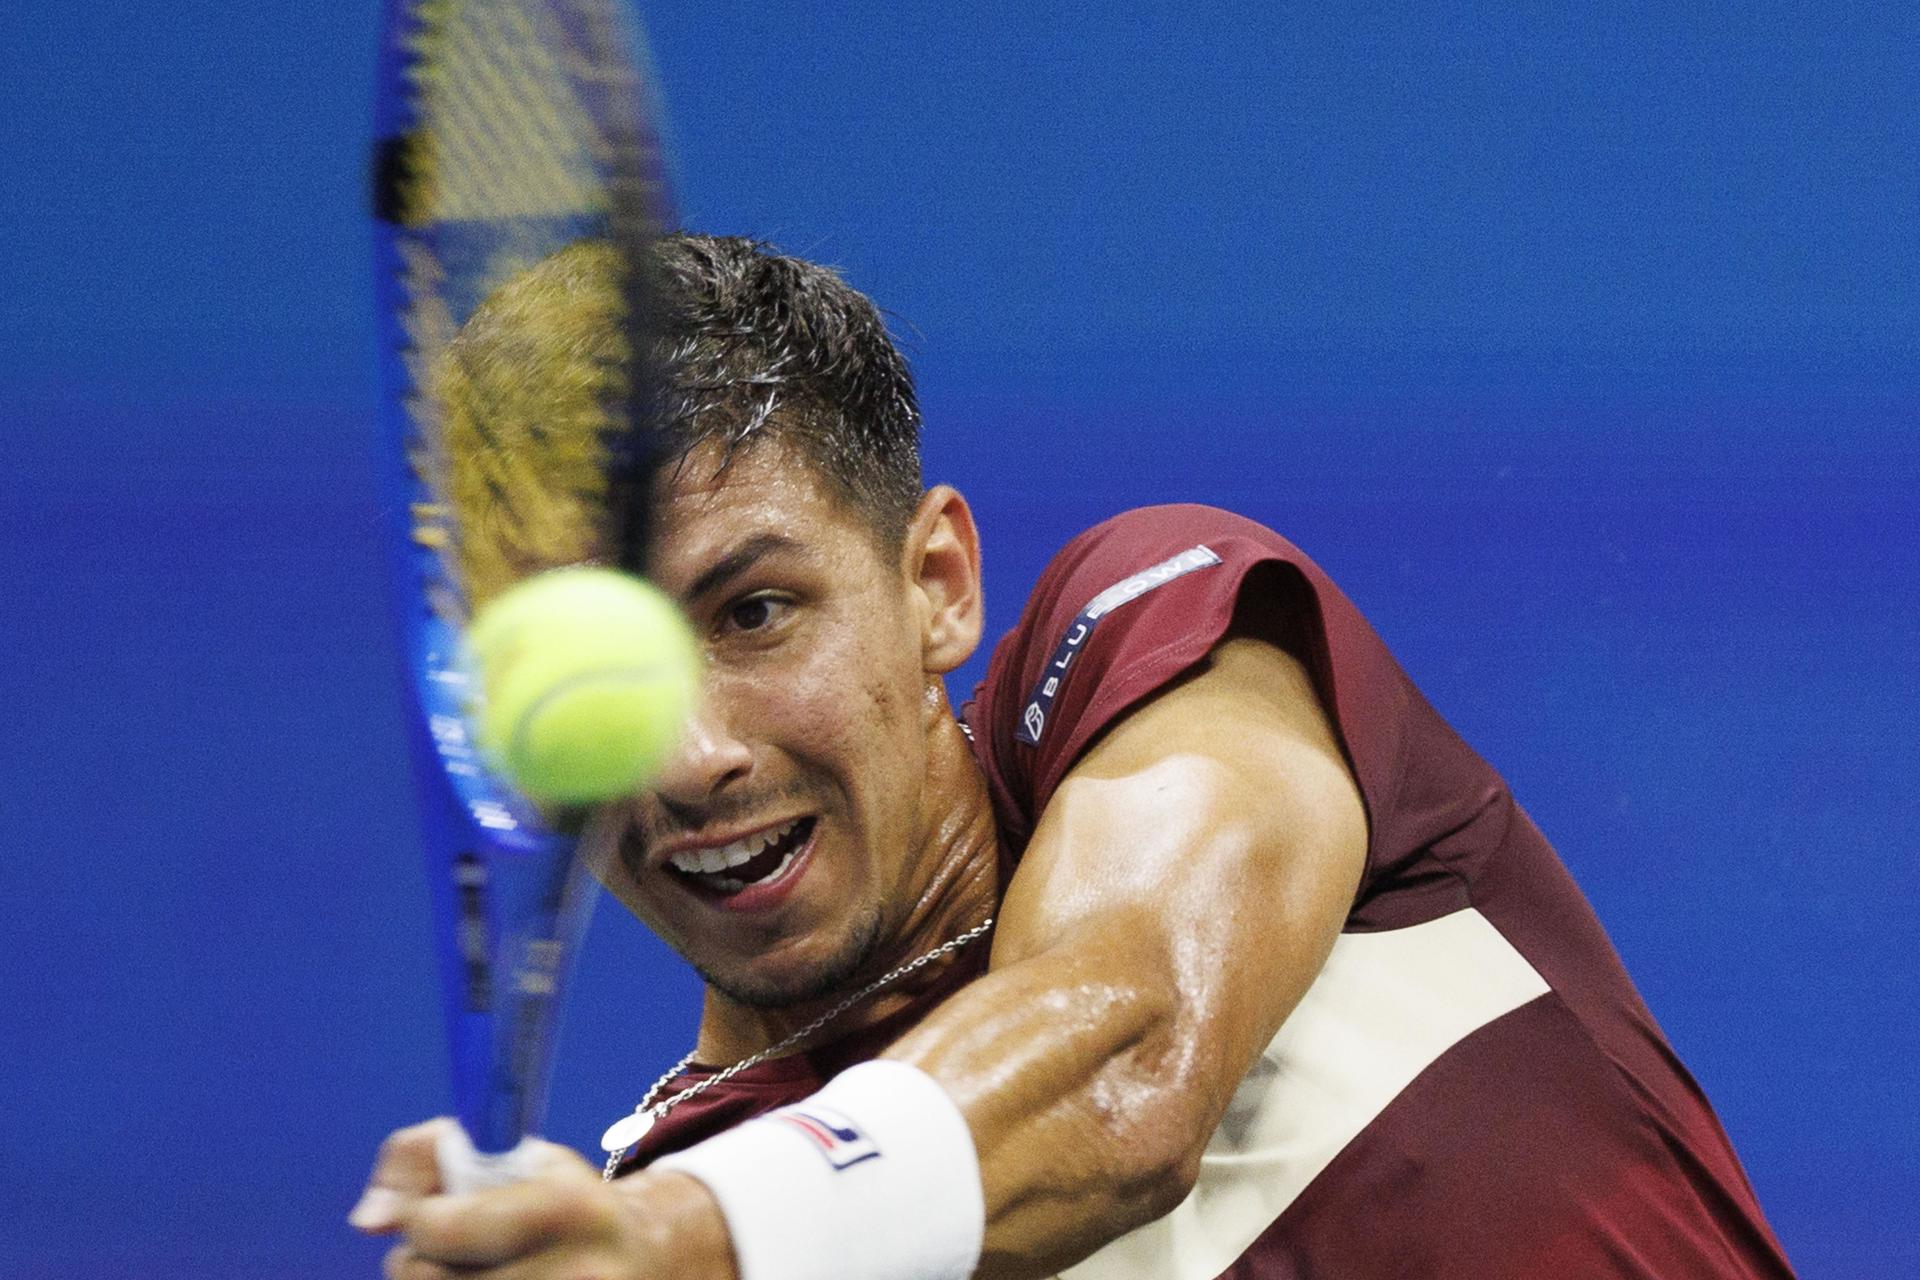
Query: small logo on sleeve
[[1015, 545, 1222, 746], [769, 1104, 882, 1170]]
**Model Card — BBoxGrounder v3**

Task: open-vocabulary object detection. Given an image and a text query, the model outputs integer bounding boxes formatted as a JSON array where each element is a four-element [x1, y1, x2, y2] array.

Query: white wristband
[[654, 1060, 985, 1280]]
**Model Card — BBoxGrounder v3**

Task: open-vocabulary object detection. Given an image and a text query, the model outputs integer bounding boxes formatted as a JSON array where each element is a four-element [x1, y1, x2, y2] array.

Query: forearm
[[886, 919, 1211, 1280]]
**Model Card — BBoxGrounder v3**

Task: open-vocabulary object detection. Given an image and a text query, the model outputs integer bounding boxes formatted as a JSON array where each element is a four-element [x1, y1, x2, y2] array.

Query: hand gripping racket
[[370, 0, 675, 1193]]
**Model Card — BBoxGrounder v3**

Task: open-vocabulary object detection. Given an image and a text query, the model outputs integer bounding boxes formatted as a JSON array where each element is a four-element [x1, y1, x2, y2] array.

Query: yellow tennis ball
[[466, 566, 700, 805]]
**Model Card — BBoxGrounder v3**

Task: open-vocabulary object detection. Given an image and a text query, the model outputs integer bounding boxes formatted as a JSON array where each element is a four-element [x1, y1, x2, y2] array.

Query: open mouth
[[666, 816, 817, 897]]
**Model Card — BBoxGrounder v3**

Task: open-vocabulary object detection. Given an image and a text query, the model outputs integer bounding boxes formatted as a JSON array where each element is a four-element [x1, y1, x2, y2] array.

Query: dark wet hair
[[650, 235, 923, 548], [440, 235, 923, 603]]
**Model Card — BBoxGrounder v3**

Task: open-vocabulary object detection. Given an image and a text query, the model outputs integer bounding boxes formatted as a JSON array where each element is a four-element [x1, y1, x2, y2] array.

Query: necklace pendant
[[597, 919, 996, 1161], [600, 1107, 657, 1153]]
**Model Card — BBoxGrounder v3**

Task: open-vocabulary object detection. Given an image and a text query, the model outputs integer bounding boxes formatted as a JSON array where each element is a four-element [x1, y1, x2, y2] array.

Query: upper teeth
[[669, 818, 801, 876]]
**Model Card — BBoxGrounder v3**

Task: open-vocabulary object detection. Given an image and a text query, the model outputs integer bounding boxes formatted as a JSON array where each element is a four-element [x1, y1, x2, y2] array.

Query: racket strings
[[410, 0, 612, 221], [393, 0, 667, 614], [438, 243, 627, 606]]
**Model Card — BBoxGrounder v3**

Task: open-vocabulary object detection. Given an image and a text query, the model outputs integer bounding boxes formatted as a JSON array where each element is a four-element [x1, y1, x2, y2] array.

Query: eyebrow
[[684, 532, 803, 602]]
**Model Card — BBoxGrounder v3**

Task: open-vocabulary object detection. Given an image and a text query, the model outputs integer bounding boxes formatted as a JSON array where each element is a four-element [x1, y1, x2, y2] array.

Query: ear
[[902, 485, 984, 675]]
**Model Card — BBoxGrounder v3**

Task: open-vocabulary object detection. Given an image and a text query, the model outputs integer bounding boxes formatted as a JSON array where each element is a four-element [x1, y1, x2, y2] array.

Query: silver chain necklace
[[600, 916, 995, 1180]]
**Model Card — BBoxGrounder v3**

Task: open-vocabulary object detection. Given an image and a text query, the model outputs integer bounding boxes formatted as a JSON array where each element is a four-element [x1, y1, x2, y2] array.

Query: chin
[[693, 905, 885, 1011]]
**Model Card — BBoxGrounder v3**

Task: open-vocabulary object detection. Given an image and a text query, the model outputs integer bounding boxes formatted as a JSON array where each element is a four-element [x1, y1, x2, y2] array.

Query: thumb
[[435, 1124, 598, 1195], [350, 1116, 458, 1234]]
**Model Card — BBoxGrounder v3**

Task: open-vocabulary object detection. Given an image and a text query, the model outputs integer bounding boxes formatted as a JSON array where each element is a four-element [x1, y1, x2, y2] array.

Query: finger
[[382, 1242, 462, 1280], [451, 1243, 634, 1280], [405, 1148, 610, 1266], [352, 1117, 459, 1233]]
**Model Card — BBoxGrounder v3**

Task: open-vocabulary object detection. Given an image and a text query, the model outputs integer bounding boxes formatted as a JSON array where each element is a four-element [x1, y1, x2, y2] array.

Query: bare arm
[[887, 632, 1368, 1279], [355, 632, 1364, 1280]]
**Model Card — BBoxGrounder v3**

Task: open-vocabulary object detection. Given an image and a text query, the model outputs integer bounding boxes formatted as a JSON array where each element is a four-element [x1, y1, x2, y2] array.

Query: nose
[[650, 689, 753, 806]]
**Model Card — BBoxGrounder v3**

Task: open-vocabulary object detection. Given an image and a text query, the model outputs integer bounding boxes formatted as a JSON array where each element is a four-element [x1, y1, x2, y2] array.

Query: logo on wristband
[[771, 1104, 881, 1170]]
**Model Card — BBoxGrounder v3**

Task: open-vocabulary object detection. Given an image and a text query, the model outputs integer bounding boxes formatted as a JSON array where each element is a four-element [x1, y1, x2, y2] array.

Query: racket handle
[[435, 1121, 547, 1195]]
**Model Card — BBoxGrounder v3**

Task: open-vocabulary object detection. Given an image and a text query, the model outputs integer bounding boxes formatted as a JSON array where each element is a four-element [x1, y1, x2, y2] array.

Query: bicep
[[992, 632, 1368, 1097], [884, 635, 1366, 1276]]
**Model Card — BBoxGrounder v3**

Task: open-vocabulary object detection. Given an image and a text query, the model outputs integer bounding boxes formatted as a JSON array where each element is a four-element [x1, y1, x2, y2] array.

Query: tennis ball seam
[[468, 566, 700, 805], [503, 664, 689, 778]]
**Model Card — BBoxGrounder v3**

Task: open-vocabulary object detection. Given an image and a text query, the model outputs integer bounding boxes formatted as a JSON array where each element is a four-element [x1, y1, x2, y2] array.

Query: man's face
[[595, 437, 943, 1008]]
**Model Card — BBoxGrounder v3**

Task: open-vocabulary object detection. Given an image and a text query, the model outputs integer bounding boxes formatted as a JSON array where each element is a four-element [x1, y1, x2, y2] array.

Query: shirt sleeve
[[966, 504, 1454, 900]]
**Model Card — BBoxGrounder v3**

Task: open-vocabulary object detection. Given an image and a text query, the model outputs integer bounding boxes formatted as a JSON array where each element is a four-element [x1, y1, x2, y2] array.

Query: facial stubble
[[689, 900, 888, 1010]]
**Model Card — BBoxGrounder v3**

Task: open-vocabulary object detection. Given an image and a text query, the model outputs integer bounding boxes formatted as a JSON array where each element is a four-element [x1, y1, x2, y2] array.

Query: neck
[[695, 692, 1000, 1062]]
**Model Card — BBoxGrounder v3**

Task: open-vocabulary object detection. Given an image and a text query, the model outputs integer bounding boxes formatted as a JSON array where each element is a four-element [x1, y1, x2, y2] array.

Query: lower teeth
[[710, 848, 796, 894]]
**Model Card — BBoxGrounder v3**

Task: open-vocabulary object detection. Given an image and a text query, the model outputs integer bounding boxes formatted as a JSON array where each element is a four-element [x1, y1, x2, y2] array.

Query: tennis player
[[354, 237, 1793, 1279]]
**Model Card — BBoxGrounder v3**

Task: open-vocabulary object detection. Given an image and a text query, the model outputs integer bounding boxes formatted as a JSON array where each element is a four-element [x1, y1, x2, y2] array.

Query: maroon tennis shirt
[[614, 505, 1792, 1279]]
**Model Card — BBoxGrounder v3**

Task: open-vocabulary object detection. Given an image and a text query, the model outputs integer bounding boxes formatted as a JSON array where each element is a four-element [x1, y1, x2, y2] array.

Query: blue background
[[1, 1, 1914, 1274]]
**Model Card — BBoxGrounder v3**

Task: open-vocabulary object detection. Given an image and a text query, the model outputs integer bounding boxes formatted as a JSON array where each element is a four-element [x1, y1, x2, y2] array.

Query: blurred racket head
[[369, 0, 675, 1159]]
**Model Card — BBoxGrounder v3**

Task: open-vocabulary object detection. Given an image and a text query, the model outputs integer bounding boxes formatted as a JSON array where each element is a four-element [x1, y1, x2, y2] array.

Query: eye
[[724, 594, 787, 634]]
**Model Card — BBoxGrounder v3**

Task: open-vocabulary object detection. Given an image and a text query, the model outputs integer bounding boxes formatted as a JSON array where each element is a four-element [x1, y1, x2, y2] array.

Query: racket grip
[[435, 1121, 547, 1195]]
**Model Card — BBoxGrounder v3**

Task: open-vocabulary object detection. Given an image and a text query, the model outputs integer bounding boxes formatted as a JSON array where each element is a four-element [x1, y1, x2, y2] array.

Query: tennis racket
[[370, 0, 675, 1192]]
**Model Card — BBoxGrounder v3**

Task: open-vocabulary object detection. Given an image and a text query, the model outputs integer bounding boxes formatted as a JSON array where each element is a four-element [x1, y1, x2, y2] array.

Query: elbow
[[1130, 1110, 1209, 1227], [1083, 1065, 1214, 1235], [1071, 974, 1220, 1235]]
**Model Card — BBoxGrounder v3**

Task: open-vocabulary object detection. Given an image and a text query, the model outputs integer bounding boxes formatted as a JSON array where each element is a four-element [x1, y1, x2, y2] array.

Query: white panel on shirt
[[1057, 907, 1551, 1280]]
